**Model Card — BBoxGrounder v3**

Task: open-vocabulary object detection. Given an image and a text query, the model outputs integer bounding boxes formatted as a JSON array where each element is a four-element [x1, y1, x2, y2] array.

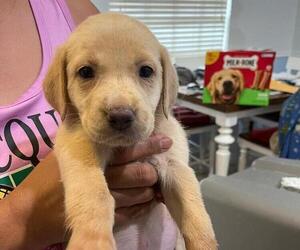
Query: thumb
[[111, 134, 173, 165]]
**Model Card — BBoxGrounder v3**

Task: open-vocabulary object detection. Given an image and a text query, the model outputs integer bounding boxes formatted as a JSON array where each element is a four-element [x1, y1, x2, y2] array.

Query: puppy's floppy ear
[[43, 46, 69, 120], [207, 73, 217, 96], [235, 70, 244, 92], [159, 46, 179, 118]]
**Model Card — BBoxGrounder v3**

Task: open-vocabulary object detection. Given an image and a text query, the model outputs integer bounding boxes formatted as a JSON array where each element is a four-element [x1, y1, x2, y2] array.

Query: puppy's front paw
[[67, 231, 116, 250], [197, 235, 218, 250], [185, 233, 218, 250], [183, 222, 218, 250]]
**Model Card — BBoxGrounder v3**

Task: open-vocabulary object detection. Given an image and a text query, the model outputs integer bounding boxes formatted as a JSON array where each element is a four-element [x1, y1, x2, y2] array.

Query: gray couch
[[201, 157, 300, 250]]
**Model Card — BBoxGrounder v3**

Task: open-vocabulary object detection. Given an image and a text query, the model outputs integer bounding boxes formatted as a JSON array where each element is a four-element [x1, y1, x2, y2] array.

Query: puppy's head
[[43, 13, 178, 147], [207, 69, 243, 104]]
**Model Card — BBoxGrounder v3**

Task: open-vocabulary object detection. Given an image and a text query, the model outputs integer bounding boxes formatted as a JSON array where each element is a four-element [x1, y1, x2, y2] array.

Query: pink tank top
[[0, 1, 177, 249], [0, 0, 74, 196]]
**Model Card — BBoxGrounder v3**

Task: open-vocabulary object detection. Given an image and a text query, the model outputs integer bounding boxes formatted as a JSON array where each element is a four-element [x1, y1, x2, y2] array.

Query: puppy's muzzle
[[223, 80, 234, 95], [107, 108, 135, 131]]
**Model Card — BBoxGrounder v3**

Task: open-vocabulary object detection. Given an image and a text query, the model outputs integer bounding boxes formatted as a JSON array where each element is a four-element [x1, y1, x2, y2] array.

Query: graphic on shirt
[[0, 109, 60, 199], [0, 184, 14, 199], [0, 164, 34, 199]]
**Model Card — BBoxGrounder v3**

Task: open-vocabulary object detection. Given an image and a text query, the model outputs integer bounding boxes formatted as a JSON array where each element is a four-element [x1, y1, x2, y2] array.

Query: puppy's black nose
[[108, 108, 135, 131], [223, 80, 234, 94]]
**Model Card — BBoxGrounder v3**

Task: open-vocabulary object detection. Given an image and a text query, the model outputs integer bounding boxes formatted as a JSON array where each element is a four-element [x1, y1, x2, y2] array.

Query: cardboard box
[[203, 50, 276, 106]]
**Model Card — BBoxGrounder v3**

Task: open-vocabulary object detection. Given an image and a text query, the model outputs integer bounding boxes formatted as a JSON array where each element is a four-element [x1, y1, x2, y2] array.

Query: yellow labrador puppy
[[43, 12, 217, 250]]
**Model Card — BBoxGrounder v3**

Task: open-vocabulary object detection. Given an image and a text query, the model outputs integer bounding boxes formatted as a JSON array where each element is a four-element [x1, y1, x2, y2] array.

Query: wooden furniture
[[173, 106, 217, 176], [238, 127, 277, 171], [177, 91, 290, 176], [237, 111, 280, 170]]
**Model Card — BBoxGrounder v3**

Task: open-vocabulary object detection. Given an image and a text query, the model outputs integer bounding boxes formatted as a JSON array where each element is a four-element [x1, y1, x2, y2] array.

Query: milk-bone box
[[203, 50, 276, 106]]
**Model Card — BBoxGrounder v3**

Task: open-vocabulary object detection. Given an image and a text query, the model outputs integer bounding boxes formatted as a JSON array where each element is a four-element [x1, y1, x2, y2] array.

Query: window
[[109, 0, 229, 57]]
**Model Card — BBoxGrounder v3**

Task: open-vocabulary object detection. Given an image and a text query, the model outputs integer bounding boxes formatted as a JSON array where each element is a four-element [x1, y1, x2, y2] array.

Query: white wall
[[291, 1, 300, 57], [228, 0, 299, 56]]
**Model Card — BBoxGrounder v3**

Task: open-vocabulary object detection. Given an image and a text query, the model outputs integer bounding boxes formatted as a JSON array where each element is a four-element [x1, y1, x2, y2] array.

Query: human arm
[[0, 152, 65, 249], [66, 0, 99, 25]]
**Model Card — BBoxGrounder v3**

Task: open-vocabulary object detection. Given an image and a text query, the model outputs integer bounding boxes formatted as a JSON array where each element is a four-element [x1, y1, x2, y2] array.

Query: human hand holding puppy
[[107, 133, 172, 226]]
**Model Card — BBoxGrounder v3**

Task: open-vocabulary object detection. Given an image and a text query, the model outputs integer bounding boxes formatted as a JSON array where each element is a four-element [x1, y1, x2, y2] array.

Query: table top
[[177, 92, 291, 114]]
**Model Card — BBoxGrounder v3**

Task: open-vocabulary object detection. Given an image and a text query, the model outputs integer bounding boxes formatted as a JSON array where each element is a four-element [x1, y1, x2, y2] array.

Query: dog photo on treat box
[[203, 50, 276, 106]]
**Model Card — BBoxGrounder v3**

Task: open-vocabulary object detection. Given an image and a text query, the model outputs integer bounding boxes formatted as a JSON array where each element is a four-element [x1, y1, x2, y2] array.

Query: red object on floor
[[240, 127, 277, 148], [172, 106, 212, 129]]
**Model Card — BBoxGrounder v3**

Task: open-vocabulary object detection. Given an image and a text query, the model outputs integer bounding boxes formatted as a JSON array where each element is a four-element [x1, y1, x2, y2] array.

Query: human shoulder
[[65, 0, 99, 26]]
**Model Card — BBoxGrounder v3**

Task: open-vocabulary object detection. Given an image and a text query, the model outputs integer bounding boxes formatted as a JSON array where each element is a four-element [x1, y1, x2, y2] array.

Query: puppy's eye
[[139, 66, 154, 78], [232, 74, 237, 79], [78, 66, 94, 79], [218, 76, 222, 81]]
